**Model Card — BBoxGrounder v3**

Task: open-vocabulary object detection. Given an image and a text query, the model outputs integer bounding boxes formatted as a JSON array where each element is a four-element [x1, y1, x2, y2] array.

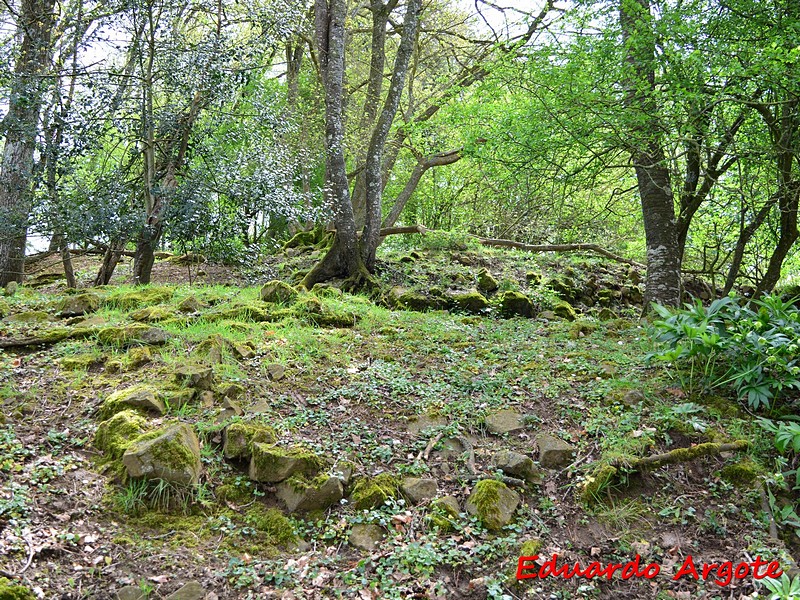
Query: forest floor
[[0, 238, 794, 599]]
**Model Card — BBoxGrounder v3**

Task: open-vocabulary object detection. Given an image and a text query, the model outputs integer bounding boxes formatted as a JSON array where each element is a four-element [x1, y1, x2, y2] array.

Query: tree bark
[[302, 0, 367, 288], [0, 0, 57, 286], [620, 0, 681, 308], [361, 0, 423, 270]]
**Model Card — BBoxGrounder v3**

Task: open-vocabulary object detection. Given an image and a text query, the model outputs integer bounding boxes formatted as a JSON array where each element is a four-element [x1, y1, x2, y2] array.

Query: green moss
[[104, 287, 174, 310], [477, 269, 499, 293], [451, 290, 489, 313], [278, 294, 358, 328], [100, 384, 162, 419], [204, 303, 272, 323], [130, 424, 199, 475], [569, 320, 598, 338], [428, 497, 460, 532], [59, 353, 101, 371], [3, 310, 51, 324], [96, 324, 168, 347], [0, 577, 35, 600], [216, 483, 255, 504], [94, 410, 149, 460], [350, 473, 400, 510], [553, 301, 577, 321], [125, 346, 153, 369], [468, 479, 510, 529], [720, 460, 763, 486], [520, 538, 543, 556], [580, 464, 619, 504], [244, 506, 298, 546], [250, 443, 324, 482], [260, 280, 299, 304], [129, 305, 177, 323], [0, 298, 9, 318], [224, 421, 278, 459], [498, 291, 535, 318]]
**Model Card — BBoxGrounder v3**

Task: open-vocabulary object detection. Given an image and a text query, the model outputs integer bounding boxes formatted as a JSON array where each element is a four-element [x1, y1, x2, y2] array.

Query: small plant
[[649, 295, 800, 411], [762, 572, 800, 599]]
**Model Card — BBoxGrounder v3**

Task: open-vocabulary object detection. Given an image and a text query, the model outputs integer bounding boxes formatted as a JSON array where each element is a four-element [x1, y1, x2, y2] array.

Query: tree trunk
[[361, 0, 423, 270], [620, 0, 681, 308], [303, 0, 366, 288], [94, 238, 128, 286], [0, 0, 57, 286]]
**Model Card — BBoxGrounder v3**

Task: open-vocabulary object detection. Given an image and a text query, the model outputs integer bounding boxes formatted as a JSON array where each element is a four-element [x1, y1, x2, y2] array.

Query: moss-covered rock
[[57, 293, 100, 318], [100, 385, 165, 418], [525, 271, 541, 285], [498, 291, 535, 318], [104, 287, 173, 311], [249, 443, 323, 483], [579, 463, 618, 504], [125, 346, 153, 369], [2, 310, 51, 324], [450, 290, 489, 313], [223, 422, 278, 460], [276, 474, 344, 512], [203, 303, 272, 323], [168, 252, 206, 265], [96, 324, 171, 347], [177, 295, 207, 313], [0, 577, 35, 600], [281, 295, 358, 328], [244, 506, 298, 546], [465, 479, 520, 531], [3, 281, 17, 297], [173, 364, 214, 390], [94, 410, 149, 460], [569, 320, 598, 339], [721, 460, 763, 487], [129, 305, 177, 323], [0, 298, 9, 318], [549, 276, 580, 302], [349, 473, 400, 510], [260, 280, 298, 304], [428, 495, 461, 532], [349, 523, 385, 551], [283, 230, 319, 249], [122, 423, 202, 485], [477, 269, 499, 293], [59, 353, 102, 371], [552, 301, 577, 321]]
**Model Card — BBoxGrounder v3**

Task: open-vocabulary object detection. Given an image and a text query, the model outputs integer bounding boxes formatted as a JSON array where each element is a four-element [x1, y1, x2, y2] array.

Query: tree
[[0, 0, 57, 286]]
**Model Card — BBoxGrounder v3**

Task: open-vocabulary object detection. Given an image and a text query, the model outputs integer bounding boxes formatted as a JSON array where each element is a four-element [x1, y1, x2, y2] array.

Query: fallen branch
[[376, 224, 643, 268], [580, 440, 750, 503]]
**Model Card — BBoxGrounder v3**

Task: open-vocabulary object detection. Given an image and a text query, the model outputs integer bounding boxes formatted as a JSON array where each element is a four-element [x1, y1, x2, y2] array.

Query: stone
[[429, 496, 460, 532], [465, 479, 520, 531], [536, 434, 575, 469], [349, 524, 385, 552], [129, 305, 177, 323], [173, 364, 214, 390], [101, 385, 165, 417], [598, 307, 618, 320], [539, 310, 557, 320], [492, 450, 541, 483], [198, 390, 215, 407], [620, 389, 645, 406], [116, 586, 146, 600], [265, 363, 286, 381], [223, 422, 277, 460], [178, 296, 206, 313], [401, 477, 438, 504], [165, 581, 205, 600], [249, 399, 271, 414], [276, 475, 343, 512], [4, 281, 18, 296], [222, 398, 244, 415], [485, 409, 524, 435], [122, 423, 202, 485], [388, 287, 434, 311], [126, 346, 153, 369], [477, 269, 499, 293], [407, 414, 448, 435], [3, 310, 51, 324], [260, 280, 298, 304], [450, 289, 489, 313], [553, 301, 577, 321], [58, 293, 100, 317], [525, 271, 541, 285], [249, 443, 321, 482], [220, 383, 245, 400], [94, 410, 149, 460], [231, 342, 255, 360], [432, 495, 460, 516], [96, 325, 170, 347], [349, 473, 400, 509], [599, 363, 617, 379], [499, 291, 535, 318], [106, 287, 173, 310]]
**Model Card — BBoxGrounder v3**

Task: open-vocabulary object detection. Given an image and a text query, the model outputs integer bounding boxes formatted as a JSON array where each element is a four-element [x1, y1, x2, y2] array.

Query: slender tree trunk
[[620, 0, 681, 308], [302, 0, 366, 288], [94, 237, 128, 286], [723, 197, 776, 295], [0, 0, 57, 286], [361, 0, 423, 270]]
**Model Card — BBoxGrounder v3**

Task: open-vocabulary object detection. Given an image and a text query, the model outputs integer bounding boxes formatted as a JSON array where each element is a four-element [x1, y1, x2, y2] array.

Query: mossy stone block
[[465, 479, 520, 531]]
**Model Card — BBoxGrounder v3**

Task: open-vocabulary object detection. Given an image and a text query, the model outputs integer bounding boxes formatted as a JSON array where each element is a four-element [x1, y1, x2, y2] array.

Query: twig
[[454, 434, 477, 475], [19, 537, 34, 574], [419, 432, 444, 462]]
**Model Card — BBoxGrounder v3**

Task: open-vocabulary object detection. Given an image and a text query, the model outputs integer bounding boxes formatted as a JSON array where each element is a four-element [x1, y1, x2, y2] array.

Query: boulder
[[129, 305, 177, 323], [122, 423, 202, 485], [407, 414, 448, 435], [173, 364, 214, 390], [165, 582, 205, 600], [499, 291, 535, 318], [492, 450, 541, 483], [260, 280, 298, 304], [349, 473, 400, 509], [429, 495, 461, 531], [3, 310, 51, 324], [223, 422, 277, 460], [94, 410, 149, 460], [477, 269, 499, 293], [58, 293, 100, 317], [466, 479, 520, 531], [553, 301, 577, 321], [177, 296, 206, 313], [450, 290, 489, 313], [249, 443, 322, 482], [4, 281, 18, 296], [401, 477, 438, 504], [349, 524, 386, 552], [388, 287, 435, 311], [96, 325, 170, 347], [485, 409, 525, 435], [101, 385, 165, 417], [276, 475, 343, 512], [536, 434, 575, 469], [265, 363, 286, 381]]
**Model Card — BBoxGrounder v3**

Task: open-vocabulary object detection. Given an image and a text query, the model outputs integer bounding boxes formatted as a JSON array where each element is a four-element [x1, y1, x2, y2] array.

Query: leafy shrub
[[649, 295, 800, 411]]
